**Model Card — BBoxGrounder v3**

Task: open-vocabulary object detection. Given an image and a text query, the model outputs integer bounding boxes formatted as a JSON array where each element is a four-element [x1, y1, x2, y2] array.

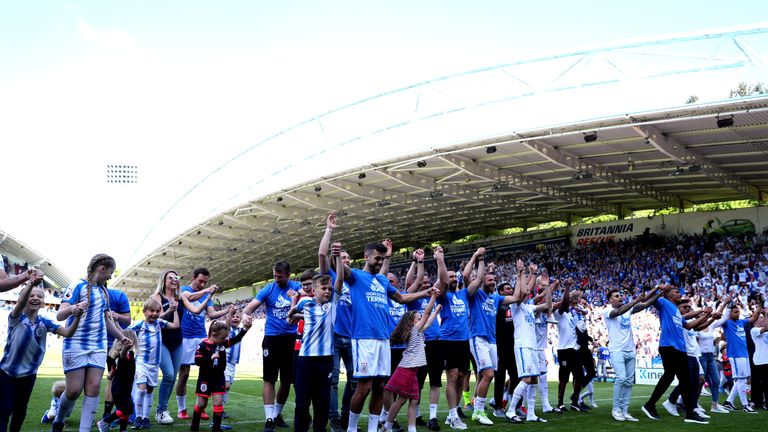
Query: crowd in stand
[[1, 211, 768, 432]]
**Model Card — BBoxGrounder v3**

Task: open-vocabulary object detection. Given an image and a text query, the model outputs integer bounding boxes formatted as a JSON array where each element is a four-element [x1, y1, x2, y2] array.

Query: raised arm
[[509, 260, 526, 304], [533, 277, 553, 313], [748, 302, 764, 325], [467, 252, 486, 297], [404, 261, 418, 292], [555, 279, 571, 314], [414, 293, 437, 332], [208, 303, 233, 320], [0, 268, 43, 293], [610, 290, 645, 318], [463, 248, 485, 283], [332, 243, 344, 294], [631, 286, 663, 314], [318, 212, 337, 275], [379, 239, 393, 275], [182, 288, 215, 315], [434, 247, 449, 291], [711, 294, 732, 329], [392, 287, 439, 305], [11, 269, 45, 317], [406, 250, 425, 293], [684, 309, 711, 330]]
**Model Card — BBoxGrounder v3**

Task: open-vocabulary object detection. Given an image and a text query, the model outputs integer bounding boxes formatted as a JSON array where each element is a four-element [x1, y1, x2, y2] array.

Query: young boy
[[41, 381, 66, 424], [286, 249, 343, 432], [223, 309, 245, 418], [130, 298, 179, 429], [192, 320, 251, 432]]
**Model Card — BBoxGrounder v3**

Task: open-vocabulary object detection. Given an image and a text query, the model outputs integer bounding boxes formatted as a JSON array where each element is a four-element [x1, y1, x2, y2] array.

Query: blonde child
[[130, 298, 180, 428], [0, 276, 84, 432], [383, 292, 441, 432], [41, 381, 67, 424]]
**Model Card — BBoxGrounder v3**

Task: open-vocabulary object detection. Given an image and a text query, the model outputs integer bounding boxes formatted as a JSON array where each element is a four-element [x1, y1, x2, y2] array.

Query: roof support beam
[[440, 154, 616, 214], [634, 125, 761, 200], [523, 140, 679, 208]]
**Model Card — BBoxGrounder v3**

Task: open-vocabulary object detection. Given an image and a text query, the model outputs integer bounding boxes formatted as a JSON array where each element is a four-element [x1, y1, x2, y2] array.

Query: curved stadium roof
[[0, 229, 71, 289], [115, 26, 768, 298]]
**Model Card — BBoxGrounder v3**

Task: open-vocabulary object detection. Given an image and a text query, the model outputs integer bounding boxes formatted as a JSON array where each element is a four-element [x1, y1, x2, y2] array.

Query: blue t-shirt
[[468, 289, 504, 343], [255, 280, 301, 336], [62, 279, 109, 352], [408, 297, 440, 341], [723, 318, 749, 358], [296, 293, 338, 357], [598, 346, 610, 360], [389, 297, 407, 348], [346, 268, 397, 339], [439, 289, 470, 341], [107, 289, 131, 346], [328, 268, 353, 338], [180, 286, 212, 339], [654, 297, 686, 352]]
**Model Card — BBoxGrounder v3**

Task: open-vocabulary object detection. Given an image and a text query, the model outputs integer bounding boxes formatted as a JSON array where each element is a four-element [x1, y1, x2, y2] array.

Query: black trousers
[[0, 370, 37, 432], [295, 356, 333, 432], [578, 348, 596, 386], [647, 347, 694, 414], [494, 349, 520, 405], [669, 355, 700, 410], [753, 364, 768, 407]]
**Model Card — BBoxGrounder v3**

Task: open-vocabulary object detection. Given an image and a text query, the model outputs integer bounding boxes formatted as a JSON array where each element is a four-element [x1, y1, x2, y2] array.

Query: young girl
[[383, 292, 441, 432], [0, 276, 84, 432], [97, 329, 140, 432], [131, 298, 180, 429], [192, 320, 251, 432], [52, 253, 134, 432]]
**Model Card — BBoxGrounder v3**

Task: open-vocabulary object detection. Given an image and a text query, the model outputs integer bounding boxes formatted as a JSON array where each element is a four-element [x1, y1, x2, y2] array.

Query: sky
[[1, 1, 766, 282]]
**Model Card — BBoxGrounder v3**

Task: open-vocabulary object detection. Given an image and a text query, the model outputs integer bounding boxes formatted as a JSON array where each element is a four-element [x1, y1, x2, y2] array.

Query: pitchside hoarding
[[571, 207, 768, 246]]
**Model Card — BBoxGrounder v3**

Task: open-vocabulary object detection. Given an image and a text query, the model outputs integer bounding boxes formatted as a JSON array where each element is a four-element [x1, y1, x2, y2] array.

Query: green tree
[[685, 95, 699, 104], [729, 82, 767, 98]]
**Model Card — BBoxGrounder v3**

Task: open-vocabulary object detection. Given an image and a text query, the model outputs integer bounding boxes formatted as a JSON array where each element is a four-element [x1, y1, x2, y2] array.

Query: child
[[192, 320, 251, 432], [97, 329, 140, 432], [131, 298, 180, 429], [52, 254, 134, 432], [383, 292, 441, 432], [41, 381, 67, 424], [223, 309, 244, 418], [0, 277, 84, 432], [287, 270, 341, 432]]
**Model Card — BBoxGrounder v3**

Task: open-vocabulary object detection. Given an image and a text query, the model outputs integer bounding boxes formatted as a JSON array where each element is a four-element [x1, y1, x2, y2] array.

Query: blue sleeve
[[494, 295, 504, 309], [42, 317, 60, 333], [296, 301, 306, 313], [347, 269, 357, 285], [385, 277, 397, 297], [62, 283, 83, 305], [158, 319, 169, 329], [129, 321, 143, 332], [115, 292, 130, 313], [328, 268, 337, 284], [255, 284, 272, 302]]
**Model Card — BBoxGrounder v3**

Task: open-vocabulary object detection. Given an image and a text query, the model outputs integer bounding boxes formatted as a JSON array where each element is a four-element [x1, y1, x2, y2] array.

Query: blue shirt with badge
[[180, 285, 212, 339], [346, 268, 398, 339], [468, 289, 504, 343], [296, 293, 339, 356], [0, 312, 59, 377], [654, 296, 686, 352], [328, 268, 353, 337], [130, 319, 169, 365], [255, 280, 301, 336], [723, 318, 749, 358], [439, 289, 470, 341], [62, 279, 109, 352]]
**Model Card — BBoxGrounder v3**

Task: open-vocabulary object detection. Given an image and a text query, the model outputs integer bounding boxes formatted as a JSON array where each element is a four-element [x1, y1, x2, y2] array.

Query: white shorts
[[515, 347, 538, 378], [63, 350, 107, 373], [135, 361, 159, 387], [225, 363, 237, 384], [470, 336, 498, 372], [537, 349, 547, 374], [352, 339, 391, 378], [730, 356, 751, 379], [181, 337, 205, 366]]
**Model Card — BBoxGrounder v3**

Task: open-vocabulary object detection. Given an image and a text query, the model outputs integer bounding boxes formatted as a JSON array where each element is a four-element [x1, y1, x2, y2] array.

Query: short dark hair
[[193, 268, 210, 279], [364, 242, 387, 255], [607, 288, 620, 299], [312, 274, 331, 287], [274, 260, 291, 274], [497, 282, 512, 293], [300, 269, 316, 282]]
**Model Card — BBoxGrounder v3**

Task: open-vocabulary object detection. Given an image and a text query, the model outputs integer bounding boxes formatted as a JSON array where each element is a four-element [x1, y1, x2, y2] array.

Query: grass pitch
[[17, 376, 767, 431]]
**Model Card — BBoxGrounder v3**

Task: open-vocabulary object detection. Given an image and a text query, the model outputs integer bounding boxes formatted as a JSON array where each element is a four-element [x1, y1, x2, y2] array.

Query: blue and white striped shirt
[[0, 312, 59, 377], [296, 294, 338, 357], [130, 319, 169, 365], [226, 327, 243, 365], [62, 279, 109, 352]]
